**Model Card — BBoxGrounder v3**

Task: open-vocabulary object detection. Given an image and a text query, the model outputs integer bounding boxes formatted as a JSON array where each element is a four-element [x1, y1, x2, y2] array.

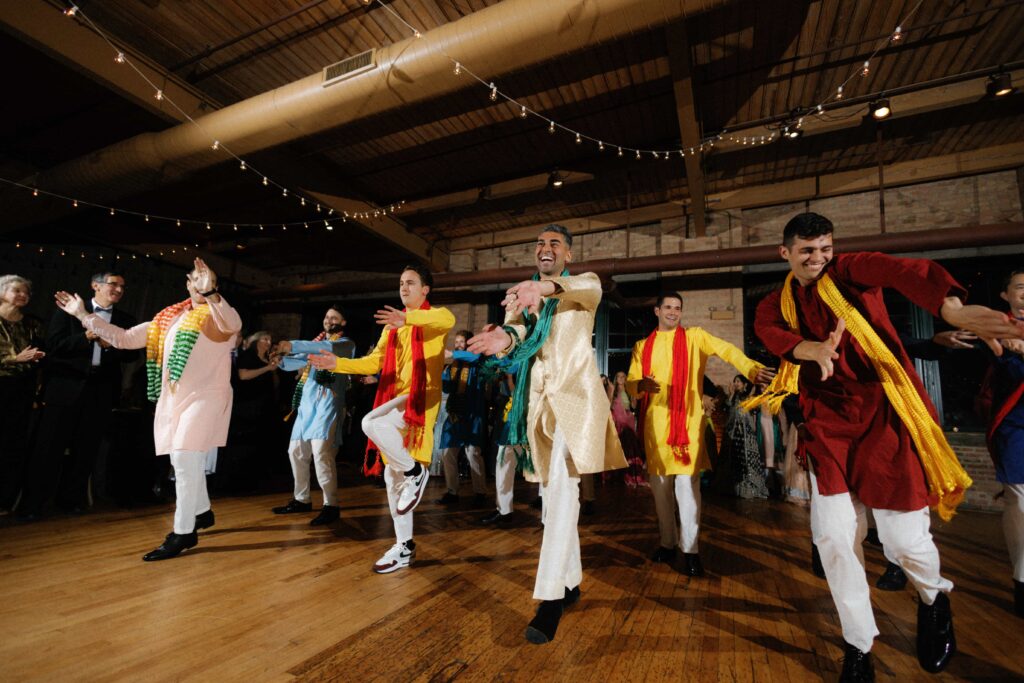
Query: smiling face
[[1002, 272, 1024, 319], [779, 233, 834, 286], [91, 275, 125, 307], [535, 230, 571, 278], [399, 269, 429, 309], [2, 282, 30, 308], [453, 333, 468, 351], [323, 308, 345, 334], [255, 334, 272, 355], [654, 295, 682, 331]]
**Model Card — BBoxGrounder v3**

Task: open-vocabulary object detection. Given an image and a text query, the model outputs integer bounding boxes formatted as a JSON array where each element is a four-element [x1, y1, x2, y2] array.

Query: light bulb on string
[[598, 141, 605, 152], [413, 29, 421, 38], [653, 151, 660, 159], [520, 105, 527, 118], [316, 204, 322, 213], [453, 62, 461, 76], [239, 160, 246, 171], [635, 150, 641, 160], [205, 222, 211, 230], [304, 222, 309, 229], [64, 5, 78, 17], [836, 85, 844, 100], [617, 146, 623, 157], [32, 189, 38, 197], [489, 83, 497, 101], [282, 189, 288, 197], [72, 199, 78, 208], [891, 26, 903, 43], [233, 224, 238, 231], [300, 198, 306, 206], [325, 221, 332, 231], [548, 120, 555, 134], [259, 224, 264, 231], [211, 140, 220, 150], [176, 219, 181, 227], [115, 52, 125, 64], [861, 61, 870, 77], [144, 215, 150, 222], [155, 89, 164, 100], [262, 176, 268, 186], [575, 132, 582, 145], [109, 208, 115, 216], [281, 224, 287, 231]]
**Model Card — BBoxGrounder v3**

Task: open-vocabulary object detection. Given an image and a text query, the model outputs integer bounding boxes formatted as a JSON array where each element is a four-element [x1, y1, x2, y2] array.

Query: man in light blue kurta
[[272, 306, 355, 526]]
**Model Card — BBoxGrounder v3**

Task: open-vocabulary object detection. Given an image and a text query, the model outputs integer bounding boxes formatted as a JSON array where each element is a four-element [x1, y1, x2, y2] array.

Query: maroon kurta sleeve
[[754, 288, 804, 361], [832, 252, 967, 316]]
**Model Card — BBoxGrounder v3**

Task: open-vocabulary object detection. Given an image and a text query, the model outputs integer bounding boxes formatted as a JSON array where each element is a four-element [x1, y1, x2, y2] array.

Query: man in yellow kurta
[[311, 264, 454, 574], [469, 224, 626, 645], [627, 291, 774, 576]]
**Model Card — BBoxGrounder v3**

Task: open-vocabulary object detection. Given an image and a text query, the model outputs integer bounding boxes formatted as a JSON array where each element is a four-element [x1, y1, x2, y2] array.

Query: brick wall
[[947, 432, 1002, 513]]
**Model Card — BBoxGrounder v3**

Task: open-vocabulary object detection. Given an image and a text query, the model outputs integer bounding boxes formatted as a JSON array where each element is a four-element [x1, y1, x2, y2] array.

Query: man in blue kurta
[[437, 330, 489, 505], [272, 305, 355, 525]]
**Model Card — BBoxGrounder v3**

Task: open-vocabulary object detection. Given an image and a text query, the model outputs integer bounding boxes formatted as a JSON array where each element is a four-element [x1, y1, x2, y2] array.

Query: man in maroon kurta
[[754, 212, 1024, 682]]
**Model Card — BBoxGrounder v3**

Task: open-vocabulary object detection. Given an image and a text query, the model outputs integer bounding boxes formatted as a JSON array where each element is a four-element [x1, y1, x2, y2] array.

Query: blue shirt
[[281, 337, 355, 445]]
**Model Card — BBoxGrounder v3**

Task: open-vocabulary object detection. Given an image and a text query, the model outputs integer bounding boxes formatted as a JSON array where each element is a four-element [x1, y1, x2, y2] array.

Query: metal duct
[[10, 0, 732, 228], [251, 222, 1024, 299]]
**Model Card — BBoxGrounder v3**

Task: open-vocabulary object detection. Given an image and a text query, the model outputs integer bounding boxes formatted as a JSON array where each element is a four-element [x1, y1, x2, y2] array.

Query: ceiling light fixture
[[548, 171, 564, 189], [870, 98, 892, 120], [987, 72, 1015, 97]]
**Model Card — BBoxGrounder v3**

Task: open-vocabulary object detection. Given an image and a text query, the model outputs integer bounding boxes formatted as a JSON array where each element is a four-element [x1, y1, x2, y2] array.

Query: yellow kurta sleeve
[[332, 327, 387, 375], [406, 306, 456, 332], [625, 338, 645, 399], [694, 328, 765, 382]]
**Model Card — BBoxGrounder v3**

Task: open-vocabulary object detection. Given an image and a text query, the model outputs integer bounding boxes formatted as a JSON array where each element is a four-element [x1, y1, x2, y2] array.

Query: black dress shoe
[[195, 509, 215, 531], [436, 492, 460, 505], [839, 642, 875, 682], [272, 499, 313, 514], [917, 592, 955, 673], [876, 562, 907, 591], [525, 600, 564, 644], [1015, 579, 1024, 618], [581, 500, 595, 516], [683, 553, 705, 577], [143, 532, 198, 561], [479, 510, 512, 526], [310, 505, 340, 526], [864, 528, 882, 547], [563, 585, 581, 608], [529, 496, 543, 510], [651, 546, 677, 563], [811, 543, 826, 578]]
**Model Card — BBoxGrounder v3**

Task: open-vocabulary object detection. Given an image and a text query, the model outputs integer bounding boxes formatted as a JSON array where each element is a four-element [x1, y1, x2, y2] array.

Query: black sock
[[404, 463, 422, 477], [404, 539, 416, 550]]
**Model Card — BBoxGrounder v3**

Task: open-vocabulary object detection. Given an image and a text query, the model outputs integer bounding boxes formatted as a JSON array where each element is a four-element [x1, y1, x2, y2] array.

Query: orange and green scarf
[[288, 331, 340, 414], [743, 272, 972, 520], [145, 299, 212, 402]]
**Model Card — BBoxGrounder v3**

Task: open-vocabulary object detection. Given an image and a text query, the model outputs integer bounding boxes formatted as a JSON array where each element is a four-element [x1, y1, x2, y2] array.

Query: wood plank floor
[[1, 473, 1021, 682]]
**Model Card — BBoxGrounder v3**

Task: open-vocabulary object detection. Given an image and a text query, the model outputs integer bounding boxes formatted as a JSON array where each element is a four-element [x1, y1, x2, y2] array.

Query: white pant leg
[[466, 444, 486, 495], [288, 439, 314, 503], [873, 506, 954, 606], [533, 427, 582, 600], [809, 472, 877, 653], [581, 473, 595, 502], [1005, 484, 1024, 582], [361, 394, 415, 473], [170, 449, 211, 535], [648, 474, 678, 550], [384, 465, 413, 544], [311, 438, 339, 507], [496, 446, 517, 514], [442, 447, 460, 494], [676, 474, 701, 553]]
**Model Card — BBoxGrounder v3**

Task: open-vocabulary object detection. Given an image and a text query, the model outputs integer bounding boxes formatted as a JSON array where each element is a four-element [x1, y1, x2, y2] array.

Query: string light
[[548, 120, 555, 134], [635, 150, 641, 160], [520, 105, 527, 118], [176, 219, 181, 227], [836, 85, 844, 100], [154, 89, 163, 100], [861, 60, 870, 77], [109, 208, 115, 216], [891, 26, 903, 43], [489, 83, 497, 101], [453, 62, 461, 76], [64, 5, 78, 17], [617, 147, 623, 157], [115, 52, 125, 64], [598, 141, 605, 152], [32, 189, 38, 197], [262, 176, 268, 186], [211, 140, 220, 150], [72, 199, 78, 208], [575, 132, 582, 145], [239, 160, 246, 171]]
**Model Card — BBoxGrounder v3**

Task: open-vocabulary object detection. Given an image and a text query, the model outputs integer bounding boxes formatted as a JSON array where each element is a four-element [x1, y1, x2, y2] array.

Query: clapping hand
[[14, 346, 44, 363], [54, 291, 88, 320]]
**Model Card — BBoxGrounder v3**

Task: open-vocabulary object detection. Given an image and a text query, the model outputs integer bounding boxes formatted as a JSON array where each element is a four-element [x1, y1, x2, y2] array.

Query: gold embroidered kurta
[[626, 327, 765, 476], [505, 273, 626, 483], [330, 306, 455, 464]]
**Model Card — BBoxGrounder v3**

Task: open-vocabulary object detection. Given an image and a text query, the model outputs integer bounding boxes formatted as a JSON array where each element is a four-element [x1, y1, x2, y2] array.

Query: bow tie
[[94, 306, 112, 313]]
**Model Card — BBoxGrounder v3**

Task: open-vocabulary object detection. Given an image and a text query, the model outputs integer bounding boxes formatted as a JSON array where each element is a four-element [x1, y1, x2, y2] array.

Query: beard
[[326, 323, 344, 334]]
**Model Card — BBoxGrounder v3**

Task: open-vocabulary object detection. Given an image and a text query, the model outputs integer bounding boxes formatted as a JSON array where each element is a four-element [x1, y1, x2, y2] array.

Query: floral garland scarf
[[145, 299, 212, 402], [289, 331, 339, 411]]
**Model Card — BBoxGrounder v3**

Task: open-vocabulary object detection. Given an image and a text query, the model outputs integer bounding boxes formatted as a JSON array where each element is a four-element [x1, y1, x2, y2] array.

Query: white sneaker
[[396, 468, 429, 515], [373, 541, 415, 574]]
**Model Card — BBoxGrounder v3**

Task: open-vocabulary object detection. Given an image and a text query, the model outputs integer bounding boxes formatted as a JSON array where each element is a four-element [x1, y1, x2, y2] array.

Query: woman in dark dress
[[224, 331, 280, 491]]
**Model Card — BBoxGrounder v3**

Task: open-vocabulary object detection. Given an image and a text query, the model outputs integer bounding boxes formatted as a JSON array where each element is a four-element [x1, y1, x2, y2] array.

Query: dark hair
[[326, 304, 345, 318], [91, 271, 124, 284], [782, 212, 834, 247], [454, 329, 473, 340], [401, 264, 434, 290], [538, 223, 573, 248], [1004, 269, 1024, 290], [655, 291, 683, 307], [733, 374, 753, 398]]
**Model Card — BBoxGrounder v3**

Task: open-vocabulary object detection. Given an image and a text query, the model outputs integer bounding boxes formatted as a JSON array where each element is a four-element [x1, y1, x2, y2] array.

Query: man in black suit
[[19, 271, 138, 518]]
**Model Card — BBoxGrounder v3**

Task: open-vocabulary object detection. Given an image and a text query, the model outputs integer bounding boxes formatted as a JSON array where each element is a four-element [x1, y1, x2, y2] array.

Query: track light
[[548, 171, 564, 189], [870, 98, 892, 120], [782, 125, 802, 140], [987, 72, 1015, 98]]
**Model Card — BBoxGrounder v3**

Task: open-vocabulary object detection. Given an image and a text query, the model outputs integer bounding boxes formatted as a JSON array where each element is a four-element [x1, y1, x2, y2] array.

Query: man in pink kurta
[[55, 258, 241, 561]]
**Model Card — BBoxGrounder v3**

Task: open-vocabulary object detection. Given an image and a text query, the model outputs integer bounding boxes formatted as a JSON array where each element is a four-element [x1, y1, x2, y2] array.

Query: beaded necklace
[[145, 299, 212, 402], [289, 331, 340, 410]]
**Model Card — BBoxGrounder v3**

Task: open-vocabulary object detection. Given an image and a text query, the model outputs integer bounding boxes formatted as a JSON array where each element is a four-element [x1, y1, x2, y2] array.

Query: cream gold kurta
[[626, 327, 764, 476], [505, 273, 626, 482]]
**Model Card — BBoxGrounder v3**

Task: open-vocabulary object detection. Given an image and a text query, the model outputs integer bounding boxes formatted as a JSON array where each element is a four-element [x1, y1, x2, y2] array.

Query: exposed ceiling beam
[[666, 21, 706, 238], [401, 171, 594, 216], [0, 1, 215, 124], [448, 141, 1024, 251]]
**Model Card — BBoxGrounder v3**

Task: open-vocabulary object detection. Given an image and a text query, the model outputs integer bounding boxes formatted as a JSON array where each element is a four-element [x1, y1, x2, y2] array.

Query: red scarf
[[363, 301, 430, 476], [638, 327, 690, 465]]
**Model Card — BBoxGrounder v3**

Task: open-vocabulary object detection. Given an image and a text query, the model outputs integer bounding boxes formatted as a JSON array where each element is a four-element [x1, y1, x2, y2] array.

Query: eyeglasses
[[102, 282, 125, 289]]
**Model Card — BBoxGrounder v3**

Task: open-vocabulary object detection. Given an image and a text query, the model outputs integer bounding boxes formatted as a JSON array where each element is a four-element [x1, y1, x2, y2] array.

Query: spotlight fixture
[[987, 72, 1015, 97], [782, 125, 803, 140], [869, 98, 892, 120], [548, 170, 565, 189]]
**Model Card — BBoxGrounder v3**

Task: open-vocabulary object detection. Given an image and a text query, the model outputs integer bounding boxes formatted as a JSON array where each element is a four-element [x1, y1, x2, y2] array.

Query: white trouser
[[288, 436, 339, 507], [581, 473, 595, 502], [496, 446, 517, 514], [442, 445, 486, 495], [361, 394, 415, 473], [809, 472, 953, 653], [649, 474, 700, 553], [1004, 484, 1024, 582], [534, 427, 582, 601], [170, 449, 213, 535], [384, 466, 413, 544]]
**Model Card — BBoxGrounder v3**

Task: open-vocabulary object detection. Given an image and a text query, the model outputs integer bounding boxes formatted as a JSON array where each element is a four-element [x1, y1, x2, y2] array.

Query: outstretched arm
[[940, 297, 1024, 356], [55, 291, 150, 350]]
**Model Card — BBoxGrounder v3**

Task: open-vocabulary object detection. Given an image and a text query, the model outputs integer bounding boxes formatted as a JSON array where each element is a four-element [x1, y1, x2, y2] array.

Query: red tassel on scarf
[[363, 301, 431, 475], [638, 328, 691, 465]]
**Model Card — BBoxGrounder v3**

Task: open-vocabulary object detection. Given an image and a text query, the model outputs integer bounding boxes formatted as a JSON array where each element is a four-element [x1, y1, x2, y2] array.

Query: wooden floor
[[1, 473, 1021, 683]]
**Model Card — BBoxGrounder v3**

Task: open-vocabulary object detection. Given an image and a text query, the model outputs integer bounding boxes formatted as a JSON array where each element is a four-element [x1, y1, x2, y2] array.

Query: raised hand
[[467, 324, 512, 356], [374, 305, 406, 329], [54, 291, 88, 320], [502, 280, 551, 317], [308, 350, 338, 371], [941, 298, 1024, 355], [797, 318, 844, 381], [191, 257, 217, 295]]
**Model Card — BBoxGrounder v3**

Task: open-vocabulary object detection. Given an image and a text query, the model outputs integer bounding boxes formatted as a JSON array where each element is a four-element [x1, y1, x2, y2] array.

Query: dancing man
[[310, 265, 454, 573], [55, 258, 242, 561], [436, 329, 488, 506], [626, 291, 774, 576], [468, 224, 626, 644], [750, 212, 1024, 680], [272, 305, 355, 525]]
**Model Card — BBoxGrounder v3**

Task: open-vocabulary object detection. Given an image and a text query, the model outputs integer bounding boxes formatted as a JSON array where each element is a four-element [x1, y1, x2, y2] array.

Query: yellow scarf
[[744, 272, 971, 520]]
